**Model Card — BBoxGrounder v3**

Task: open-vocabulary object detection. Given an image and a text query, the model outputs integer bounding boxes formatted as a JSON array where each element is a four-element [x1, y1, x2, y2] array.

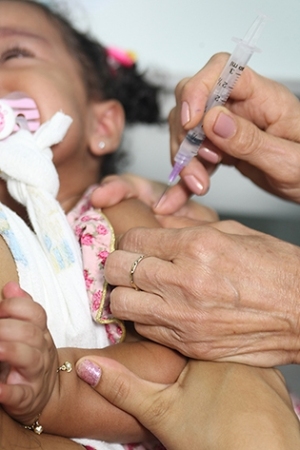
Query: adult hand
[[93, 55, 300, 215], [168, 52, 300, 205], [91, 173, 218, 220], [76, 356, 300, 450], [104, 219, 300, 366]]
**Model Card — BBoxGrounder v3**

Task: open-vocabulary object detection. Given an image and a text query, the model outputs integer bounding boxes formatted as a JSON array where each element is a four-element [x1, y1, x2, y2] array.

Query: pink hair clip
[[106, 46, 136, 68]]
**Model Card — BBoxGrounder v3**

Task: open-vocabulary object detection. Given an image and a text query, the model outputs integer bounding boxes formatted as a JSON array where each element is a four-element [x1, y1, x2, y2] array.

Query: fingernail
[[183, 175, 204, 195], [154, 190, 167, 210], [198, 147, 220, 164], [77, 360, 101, 387], [213, 112, 236, 138], [181, 101, 190, 126]]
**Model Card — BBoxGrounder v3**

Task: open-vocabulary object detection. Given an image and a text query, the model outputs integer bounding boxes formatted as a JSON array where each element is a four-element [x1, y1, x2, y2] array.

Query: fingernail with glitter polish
[[77, 359, 101, 387]]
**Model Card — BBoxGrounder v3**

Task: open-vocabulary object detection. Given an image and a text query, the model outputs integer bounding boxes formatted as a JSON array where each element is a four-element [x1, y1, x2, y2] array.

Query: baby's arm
[[41, 198, 187, 443], [102, 196, 161, 232]]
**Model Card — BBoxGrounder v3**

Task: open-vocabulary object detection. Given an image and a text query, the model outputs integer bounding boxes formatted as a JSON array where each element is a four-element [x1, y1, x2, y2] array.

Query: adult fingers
[[203, 106, 300, 201], [168, 56, 230, 195], [91, 174, 169, 209], [117, 227, 196, 259], [105, 250, 176, 294], [91, 175, 138, 208], [106, 227, 200, 290], [168, 107, 212, 196], [116, 223, 257, 259], [173, 53, 230, 131], [153, 178, 193, 214]]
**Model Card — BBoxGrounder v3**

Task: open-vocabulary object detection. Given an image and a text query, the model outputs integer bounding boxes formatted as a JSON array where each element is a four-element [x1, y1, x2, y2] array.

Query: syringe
[[168, 13, 268, 184]]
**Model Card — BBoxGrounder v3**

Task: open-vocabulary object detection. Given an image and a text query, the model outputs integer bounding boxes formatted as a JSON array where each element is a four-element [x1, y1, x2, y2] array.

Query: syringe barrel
[[179, 41, 255, 155], [174, 135, 204, 165], [205, 41, 255, 111], [168, 14, 267, 184], [169, 138, 202, 183]]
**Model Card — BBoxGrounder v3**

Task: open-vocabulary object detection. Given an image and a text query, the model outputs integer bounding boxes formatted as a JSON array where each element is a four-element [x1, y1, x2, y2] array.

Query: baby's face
[[0, 1, 100, 206]]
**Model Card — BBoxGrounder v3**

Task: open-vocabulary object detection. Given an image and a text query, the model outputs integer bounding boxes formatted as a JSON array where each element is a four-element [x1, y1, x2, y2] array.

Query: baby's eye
[[0, 46, 34, 62]]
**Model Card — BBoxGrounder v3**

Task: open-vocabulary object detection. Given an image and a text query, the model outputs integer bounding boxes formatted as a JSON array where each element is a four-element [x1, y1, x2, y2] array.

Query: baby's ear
[[89, 100, 125, 155]]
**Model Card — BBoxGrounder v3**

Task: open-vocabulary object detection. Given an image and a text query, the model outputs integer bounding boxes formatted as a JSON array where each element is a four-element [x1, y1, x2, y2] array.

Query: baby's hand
[[0, 282, 58, 426]]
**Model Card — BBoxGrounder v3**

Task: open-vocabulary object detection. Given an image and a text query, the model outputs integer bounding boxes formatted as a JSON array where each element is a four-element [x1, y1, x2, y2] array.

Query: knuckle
[[108, 372, 132, 407], [236, 122, 265, 157], [182, 227, 218, 255], [23, 323, 40, 342], [168, 107, 175, 126], [279, 147, 300, 181], [219, 219, 245, 232], [174, 77, 190, 101], [33, 304, 47, 327], [104, 250, 119, 272], [207, 52, 230, 69], [118, 228, 139, 250]]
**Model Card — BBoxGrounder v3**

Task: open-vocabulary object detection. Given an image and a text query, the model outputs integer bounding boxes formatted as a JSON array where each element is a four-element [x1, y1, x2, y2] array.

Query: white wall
[[64, 0, 300, 217], [66, 0, 300, 81]]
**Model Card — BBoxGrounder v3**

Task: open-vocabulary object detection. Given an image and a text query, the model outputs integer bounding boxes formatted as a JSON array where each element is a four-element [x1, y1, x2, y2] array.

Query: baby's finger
[[2, 281, 31, 300], [0, 296, 47, 329], [0, 319, 47, 358], [0, 382, 33, 415], [0, 341, 41, 377]]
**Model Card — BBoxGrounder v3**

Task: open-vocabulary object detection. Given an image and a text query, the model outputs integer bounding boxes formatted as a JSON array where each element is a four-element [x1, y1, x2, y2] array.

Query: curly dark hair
[[4, 0, 162, 176]]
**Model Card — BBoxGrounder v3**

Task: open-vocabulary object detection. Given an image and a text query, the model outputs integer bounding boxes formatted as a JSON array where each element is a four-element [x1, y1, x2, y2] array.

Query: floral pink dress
[[67, 186, 165, 450]]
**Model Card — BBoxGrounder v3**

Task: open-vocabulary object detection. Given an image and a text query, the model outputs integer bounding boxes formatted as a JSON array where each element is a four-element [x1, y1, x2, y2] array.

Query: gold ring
[[130, 255, 146, 290]]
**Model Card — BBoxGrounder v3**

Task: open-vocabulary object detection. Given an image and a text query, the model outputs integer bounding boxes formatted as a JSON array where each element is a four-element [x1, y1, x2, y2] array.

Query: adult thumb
[[76, 357, 170, 433], [203, 106, 300, 183]]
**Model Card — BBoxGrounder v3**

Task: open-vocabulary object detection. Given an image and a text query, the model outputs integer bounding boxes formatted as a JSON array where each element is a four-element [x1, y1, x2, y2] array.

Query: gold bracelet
[[24, 361, 73, 434], [57, 360, 73, 373], [24, 414, 43, 435]]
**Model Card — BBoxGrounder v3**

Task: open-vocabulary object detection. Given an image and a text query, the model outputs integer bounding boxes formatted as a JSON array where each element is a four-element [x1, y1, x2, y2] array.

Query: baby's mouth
[[0, 91, 40, 140]]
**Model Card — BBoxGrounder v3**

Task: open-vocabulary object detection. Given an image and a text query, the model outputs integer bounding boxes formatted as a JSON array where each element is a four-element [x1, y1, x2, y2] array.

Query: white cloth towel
[[0, 112, 123, 450]]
